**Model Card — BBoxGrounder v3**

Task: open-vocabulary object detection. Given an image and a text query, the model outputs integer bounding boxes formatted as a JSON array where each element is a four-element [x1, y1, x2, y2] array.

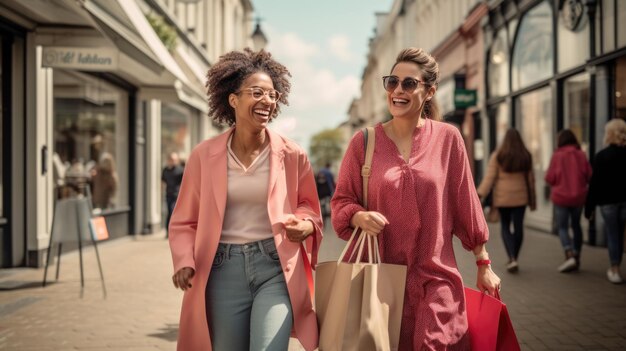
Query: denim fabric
[[600, 202, 626, 266], [205, 238, 293, 351], [499, 206, 527, 260], [555, 205, 584, 255]]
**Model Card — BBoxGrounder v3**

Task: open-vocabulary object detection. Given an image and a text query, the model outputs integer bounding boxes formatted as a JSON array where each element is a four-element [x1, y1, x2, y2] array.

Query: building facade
[[0, 0, 255, 267], [483, 0, 626, 237]]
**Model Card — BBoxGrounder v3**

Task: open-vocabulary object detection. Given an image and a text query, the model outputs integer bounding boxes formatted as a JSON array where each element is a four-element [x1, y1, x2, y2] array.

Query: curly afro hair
[[206, 48, 291, 126]]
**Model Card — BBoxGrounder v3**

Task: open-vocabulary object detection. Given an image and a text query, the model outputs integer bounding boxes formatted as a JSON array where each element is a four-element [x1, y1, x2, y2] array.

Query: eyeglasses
[[382, 75, 425, 93], [236, 87, 282, 103]]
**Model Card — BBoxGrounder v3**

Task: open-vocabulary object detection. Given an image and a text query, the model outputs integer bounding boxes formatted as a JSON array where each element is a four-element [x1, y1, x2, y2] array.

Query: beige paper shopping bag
[[316, 231, 407, 351]]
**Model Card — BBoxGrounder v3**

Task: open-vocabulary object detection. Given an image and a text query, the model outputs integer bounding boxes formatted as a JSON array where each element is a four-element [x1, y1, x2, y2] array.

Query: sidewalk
[[0, 223, 625, 350]]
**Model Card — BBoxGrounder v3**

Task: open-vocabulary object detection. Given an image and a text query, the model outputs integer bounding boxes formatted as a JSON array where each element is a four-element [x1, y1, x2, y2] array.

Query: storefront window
[[557, 0, 589, 72], [616, 57, 626, 120], [602, 0, 615, 52], [488, 30, 509, 98], [563, 72, 591, 153], [515, 86, 554, 218], [618, 0, 626, 48], [512, 1, 554, 90], [494, 103, 510, 147], [508, 18, 518, 44], [53, 70, 129, 210], [161, 102, 193, 165]]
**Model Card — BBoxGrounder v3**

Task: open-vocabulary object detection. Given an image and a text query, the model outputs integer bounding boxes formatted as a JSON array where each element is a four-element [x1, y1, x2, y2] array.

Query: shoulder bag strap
[[361, 126, 376, 209]]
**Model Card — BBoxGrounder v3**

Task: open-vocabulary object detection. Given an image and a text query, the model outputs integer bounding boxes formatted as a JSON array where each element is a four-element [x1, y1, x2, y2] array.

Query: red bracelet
[[476, 259, 491, 266]]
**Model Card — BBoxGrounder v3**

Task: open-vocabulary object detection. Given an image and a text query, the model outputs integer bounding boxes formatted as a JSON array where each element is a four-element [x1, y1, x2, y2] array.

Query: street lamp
[[251, 18, 268, 51]]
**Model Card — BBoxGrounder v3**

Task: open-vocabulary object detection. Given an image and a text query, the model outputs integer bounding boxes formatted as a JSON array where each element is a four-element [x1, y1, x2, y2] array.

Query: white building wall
[[26, 41, 55, 254], [146, 100, 163, 229]]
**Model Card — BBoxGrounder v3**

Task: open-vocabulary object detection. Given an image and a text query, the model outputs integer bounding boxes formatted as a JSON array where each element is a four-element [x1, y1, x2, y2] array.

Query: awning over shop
[[116, 0, 208, 112], [81, 0, 207, 111], [82, 0, 164, 76]]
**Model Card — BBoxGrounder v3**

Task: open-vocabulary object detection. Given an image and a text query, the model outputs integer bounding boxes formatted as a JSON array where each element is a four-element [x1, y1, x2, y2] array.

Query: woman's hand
[[351, 211, 389, 236], [476, 265, 501, 296], [284, 215, 314, 242], [172, 267, 195, 291]]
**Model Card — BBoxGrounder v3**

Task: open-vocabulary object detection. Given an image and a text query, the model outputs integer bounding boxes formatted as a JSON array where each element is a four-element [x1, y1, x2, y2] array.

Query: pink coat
[[168, 127, 323, 351]]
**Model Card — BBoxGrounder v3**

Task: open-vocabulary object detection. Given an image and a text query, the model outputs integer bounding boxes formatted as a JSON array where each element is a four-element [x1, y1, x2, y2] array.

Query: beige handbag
[[316, 127, 407, 351]]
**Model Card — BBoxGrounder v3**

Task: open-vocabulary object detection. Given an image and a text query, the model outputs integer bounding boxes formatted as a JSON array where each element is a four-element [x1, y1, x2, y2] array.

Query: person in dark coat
[[162, 152, 184, 238], [585, 118, 626, 284]]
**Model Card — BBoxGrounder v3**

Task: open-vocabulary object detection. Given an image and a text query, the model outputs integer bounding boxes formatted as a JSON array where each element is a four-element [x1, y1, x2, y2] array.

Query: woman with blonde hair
[[477, 128, 536, 273], [332, 47, 500, 350], [585, 118, 626, 284]]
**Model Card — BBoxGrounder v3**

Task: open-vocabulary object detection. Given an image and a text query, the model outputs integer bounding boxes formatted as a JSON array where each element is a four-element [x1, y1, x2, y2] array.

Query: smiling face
[[229, 72, 276, 131], [386, 61, 435, 120]]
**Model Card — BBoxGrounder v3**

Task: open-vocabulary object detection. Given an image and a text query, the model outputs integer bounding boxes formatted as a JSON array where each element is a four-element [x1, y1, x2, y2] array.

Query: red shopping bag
[[464, 287, 520, 351]]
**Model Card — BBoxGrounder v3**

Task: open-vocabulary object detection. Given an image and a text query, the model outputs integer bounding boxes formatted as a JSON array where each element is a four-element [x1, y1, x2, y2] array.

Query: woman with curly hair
[[168, 48, 323, 350], [585, 118, 626, 284]]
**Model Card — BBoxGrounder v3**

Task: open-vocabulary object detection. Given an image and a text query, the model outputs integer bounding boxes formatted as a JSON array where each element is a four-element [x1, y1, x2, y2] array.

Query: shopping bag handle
[[337, 227, 381, 264]]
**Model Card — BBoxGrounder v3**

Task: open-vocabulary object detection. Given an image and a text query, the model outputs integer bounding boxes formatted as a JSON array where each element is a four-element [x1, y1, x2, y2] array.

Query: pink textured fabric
[[545, 145, 592, 207], [331, 120, 489, 350]]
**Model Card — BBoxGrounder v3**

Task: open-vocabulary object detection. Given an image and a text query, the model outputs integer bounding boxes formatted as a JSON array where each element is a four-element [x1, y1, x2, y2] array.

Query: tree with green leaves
[[309, 128, 344, 169]]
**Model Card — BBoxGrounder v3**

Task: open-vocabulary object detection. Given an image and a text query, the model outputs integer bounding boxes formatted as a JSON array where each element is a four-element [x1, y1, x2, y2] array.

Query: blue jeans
[[600, 202, 626, 266], [555, 205, 583, 255], [499, 206, 526, 260], [205, 238, 293, 351]]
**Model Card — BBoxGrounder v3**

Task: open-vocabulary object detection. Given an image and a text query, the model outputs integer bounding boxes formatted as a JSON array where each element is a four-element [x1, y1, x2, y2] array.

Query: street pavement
[[0, 221, 624, 350]]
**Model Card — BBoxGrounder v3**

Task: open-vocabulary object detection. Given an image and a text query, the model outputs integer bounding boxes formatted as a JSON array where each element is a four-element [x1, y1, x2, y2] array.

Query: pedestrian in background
[[331, 47, 501, 350], [316, 162, 335, 221], [477, 128, 536, 273], [585, 118, 626, 284], [168, 48, 322, 351], [545, 130, 592, 273], [161, 152, 183, 238]]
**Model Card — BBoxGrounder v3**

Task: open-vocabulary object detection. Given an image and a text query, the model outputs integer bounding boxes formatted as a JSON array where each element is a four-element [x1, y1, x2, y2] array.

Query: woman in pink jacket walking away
[[545, 129, 592, 273], [168, 49, 323, 351], [331, 47, 501, 350]]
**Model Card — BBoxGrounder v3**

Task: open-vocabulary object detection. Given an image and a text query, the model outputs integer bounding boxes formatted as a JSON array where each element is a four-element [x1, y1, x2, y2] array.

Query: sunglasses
[[236, 87, 282, 103], [382, 75, 426, 93]]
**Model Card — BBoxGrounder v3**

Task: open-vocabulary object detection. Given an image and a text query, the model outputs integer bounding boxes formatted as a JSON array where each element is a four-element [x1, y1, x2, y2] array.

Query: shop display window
[[53, 70, 128, 210], [511, 1, 554, 90], [515, 86, 554, 215], [563, 72, 591, 153], [488, 29, 509, 98]]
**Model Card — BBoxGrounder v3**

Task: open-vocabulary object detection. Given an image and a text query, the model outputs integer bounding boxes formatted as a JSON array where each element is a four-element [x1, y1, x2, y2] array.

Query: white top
[[220, 136, 274, 244]]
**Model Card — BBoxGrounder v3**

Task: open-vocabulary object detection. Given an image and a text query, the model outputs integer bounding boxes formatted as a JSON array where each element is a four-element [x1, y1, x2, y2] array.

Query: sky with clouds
[[253, 0, 393, 151]]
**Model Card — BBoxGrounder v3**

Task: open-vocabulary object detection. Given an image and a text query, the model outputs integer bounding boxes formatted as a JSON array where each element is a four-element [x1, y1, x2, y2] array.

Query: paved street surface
[[0, 222, 625, 350]]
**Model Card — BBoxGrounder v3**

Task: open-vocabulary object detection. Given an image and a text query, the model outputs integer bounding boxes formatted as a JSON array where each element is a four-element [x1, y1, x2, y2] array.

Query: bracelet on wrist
[[475, 253, 489, 260], [476, 259, 492, 267]]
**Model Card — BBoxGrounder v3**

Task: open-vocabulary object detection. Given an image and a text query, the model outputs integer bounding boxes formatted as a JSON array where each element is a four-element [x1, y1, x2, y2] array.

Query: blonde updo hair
[[604, 118, 626, 146], [392, 48, 441, 121]]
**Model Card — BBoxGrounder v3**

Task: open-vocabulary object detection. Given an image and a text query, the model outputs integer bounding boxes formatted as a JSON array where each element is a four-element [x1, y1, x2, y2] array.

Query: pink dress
[[331, 120, 488, 350]]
